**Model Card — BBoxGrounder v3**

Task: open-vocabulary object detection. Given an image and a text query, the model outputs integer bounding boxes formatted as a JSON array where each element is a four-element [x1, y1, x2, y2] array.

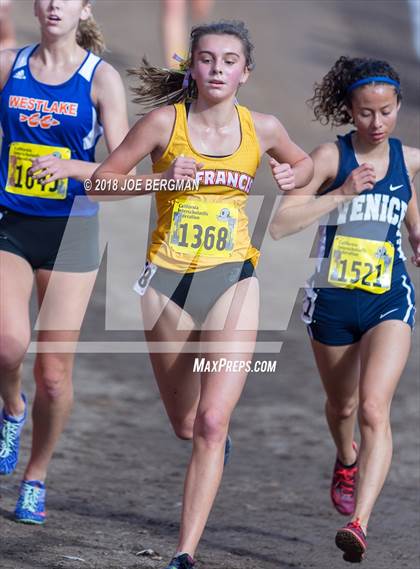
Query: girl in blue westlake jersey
[[0, 0, 130, 524], [270, 57, 420, 562]]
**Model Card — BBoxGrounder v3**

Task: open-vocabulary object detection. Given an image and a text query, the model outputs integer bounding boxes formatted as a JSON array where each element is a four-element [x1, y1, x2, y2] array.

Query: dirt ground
[[0, 1, 419, 568]]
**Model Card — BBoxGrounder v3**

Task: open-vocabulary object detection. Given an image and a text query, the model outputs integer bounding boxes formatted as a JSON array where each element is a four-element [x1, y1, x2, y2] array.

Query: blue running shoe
[[163, 553, 195, 569], [14, 480, 46, 525], [0, 394, 27, 475], [224, 434, 233, 466]]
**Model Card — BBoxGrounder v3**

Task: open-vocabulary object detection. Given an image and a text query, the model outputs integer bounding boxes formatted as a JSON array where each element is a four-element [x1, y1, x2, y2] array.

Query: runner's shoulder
[[311, 142, 339, 177], [139, 105, 176, 135], [401, 145, 420, 179], [129, 105, 176, 153], [93, 59, 121, 83], [249, 111, 285, 136], [0, 48, 19, 90], [311, 141, 339, 159], [249, 112, 295, 153], [91, 60, 125, 104]]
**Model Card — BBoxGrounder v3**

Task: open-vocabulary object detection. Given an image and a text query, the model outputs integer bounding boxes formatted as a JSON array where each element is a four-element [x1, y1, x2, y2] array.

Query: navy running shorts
[[0, 206, 100, 272], [302, 273, 416, 345]]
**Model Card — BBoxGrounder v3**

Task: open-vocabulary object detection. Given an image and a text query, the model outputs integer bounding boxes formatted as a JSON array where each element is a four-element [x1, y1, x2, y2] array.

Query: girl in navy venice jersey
[[270, 56, 420, 563]]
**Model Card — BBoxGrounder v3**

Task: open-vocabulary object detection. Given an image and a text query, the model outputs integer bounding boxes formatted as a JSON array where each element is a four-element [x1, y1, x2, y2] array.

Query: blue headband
[[347, 76, 400, 93]]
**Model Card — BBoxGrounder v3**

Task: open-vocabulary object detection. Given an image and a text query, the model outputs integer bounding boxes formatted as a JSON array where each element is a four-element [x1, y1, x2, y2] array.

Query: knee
[[326, 397, 358, 421], [359, 399, 390, 430], [33, 358, 73, 401], [0, 334, 28, 372], [194, 409, 228, 446]]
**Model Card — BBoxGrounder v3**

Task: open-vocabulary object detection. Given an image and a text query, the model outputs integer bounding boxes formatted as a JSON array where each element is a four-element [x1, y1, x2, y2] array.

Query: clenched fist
[[341, 163, 376, 198], [269, 158, 296, 191], [163, 156, 204, 181]]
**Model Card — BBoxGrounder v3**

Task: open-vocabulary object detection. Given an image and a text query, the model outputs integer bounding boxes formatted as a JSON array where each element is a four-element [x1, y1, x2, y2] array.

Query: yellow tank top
[[149, 102, 261, 273]]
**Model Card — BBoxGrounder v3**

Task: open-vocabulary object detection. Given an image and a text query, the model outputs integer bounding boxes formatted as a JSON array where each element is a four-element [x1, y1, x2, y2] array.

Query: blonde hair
[[76, 2, 105, 56]]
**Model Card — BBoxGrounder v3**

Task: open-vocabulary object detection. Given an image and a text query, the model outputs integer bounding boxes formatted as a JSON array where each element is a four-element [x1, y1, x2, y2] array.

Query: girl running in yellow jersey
[[93, 20, 313, 568]]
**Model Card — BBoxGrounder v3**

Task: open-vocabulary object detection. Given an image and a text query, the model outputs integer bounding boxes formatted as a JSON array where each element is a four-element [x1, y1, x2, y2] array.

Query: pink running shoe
[[331, 442, 358, 516], [335, 518, 367, 563]]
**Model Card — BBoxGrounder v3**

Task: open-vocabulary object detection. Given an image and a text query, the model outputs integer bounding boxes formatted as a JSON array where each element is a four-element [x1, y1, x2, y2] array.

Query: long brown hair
[[129, 20, 254, 111], [76, 1, 105, 56]]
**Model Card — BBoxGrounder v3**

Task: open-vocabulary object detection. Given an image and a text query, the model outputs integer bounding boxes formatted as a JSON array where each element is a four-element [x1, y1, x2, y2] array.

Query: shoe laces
[[168, 555, 193, 569], [0, 420, 20, 457], [347, 518, 367, 539], [20, 484, 42, 513], [334, 465, 357, 495]]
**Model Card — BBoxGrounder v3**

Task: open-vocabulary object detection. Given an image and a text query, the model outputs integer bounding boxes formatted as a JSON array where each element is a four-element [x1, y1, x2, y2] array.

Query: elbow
[[306, 161, 315, 185], [269, 221, 284, 240], [90, 165, 102, 186], [87, 167, 102, 201], [269, 216, 299, 239], [304, 155, 315, 179], [301, 160, 314, 187], [295, 156, 314, 188], [88, 166, 114, 201]]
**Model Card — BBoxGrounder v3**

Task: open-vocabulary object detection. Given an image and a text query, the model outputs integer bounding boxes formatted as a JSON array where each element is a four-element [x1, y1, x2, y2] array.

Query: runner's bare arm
[[0, 48, 18, 90], [269, 143, 376, 239], [91, 110, 166, 196], [91, 106, 198, 198], [403, 145, 420, 181], [252, 112, 313, 188], [402, 146, 420, 266], [93, 61, 132, 155], [404, 185, 420, 267]]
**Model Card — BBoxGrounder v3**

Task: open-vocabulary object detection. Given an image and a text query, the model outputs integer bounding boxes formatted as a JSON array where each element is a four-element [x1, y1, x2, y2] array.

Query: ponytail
[[128, 57, 196, 112], [76, 15, 105, 56]]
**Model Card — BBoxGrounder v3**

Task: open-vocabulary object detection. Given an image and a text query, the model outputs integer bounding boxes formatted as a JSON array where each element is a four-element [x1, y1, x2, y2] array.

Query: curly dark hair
[[128, 20, 254, 112], [307, 56, 401, 126]]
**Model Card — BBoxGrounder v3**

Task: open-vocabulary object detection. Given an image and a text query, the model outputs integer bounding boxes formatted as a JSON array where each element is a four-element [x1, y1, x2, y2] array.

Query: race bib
[[169, 200, 238, 258], [6, 142, 71, 200], [328, 235, 394, 294], [133, 261, 158, 296]]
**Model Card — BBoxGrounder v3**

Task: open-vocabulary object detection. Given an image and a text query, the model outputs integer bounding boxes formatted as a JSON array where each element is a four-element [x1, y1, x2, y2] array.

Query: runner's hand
[[29, 154, 72, 185], [341, 163, 376, 197], [269, 159, 296, 191], [163, 156, 204, 181]]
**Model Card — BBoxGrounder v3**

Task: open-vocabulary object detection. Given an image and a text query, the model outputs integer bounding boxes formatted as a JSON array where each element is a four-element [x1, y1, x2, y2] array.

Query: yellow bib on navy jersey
[[149, 103, 260, 273]]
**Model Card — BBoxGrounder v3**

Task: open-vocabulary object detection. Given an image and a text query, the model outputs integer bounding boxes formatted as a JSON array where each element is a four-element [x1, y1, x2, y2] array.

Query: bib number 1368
[[175, 223, 230, 252], [170, 201, 237, 258]]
